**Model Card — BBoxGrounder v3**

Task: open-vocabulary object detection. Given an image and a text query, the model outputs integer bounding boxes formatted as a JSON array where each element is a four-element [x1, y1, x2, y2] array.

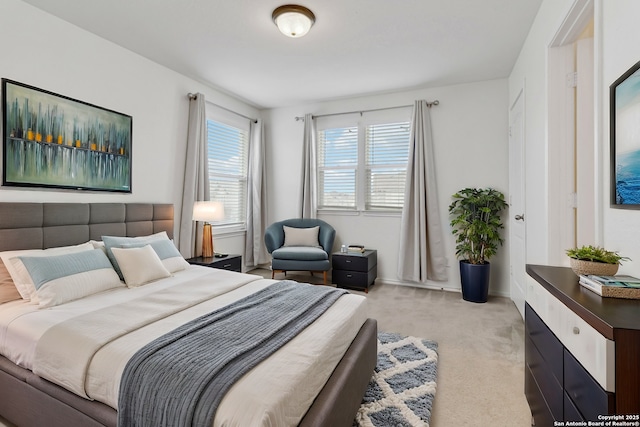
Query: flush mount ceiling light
[[272, 5, 315, 38]]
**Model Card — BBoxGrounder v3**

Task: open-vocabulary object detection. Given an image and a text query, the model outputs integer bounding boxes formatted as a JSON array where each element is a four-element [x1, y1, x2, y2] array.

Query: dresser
[[332, 250, 377, 293], [525, 265, 640, 424]]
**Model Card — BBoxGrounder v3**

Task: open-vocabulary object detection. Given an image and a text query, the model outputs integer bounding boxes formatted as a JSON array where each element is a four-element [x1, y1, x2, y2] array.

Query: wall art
[[610, 60, 640, 208], [2, 79, 132, 192]]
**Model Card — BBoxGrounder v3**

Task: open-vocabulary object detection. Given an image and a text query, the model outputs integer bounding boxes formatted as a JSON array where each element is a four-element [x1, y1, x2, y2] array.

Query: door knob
[[515, 214, 524, 221]]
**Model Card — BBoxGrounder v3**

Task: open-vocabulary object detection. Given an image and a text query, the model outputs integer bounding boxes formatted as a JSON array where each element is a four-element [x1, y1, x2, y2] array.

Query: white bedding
[[0, 266, 368, 426]]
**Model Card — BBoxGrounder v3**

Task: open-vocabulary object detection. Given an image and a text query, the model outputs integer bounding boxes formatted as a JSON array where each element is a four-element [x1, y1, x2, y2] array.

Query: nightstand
[[186, 254, 242, 272], [332, 250, 377, 293]]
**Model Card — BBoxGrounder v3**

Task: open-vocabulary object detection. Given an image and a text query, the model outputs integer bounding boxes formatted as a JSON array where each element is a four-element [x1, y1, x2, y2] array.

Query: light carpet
[[354, 332, 438, 427]]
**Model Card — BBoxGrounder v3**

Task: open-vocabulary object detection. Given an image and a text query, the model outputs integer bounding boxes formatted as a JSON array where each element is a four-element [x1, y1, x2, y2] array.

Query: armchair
[[264, 218, 336, 285]]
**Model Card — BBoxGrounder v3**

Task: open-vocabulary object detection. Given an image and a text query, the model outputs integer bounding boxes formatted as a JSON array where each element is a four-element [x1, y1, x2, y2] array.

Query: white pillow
[[121, 239, 189, 273], [283, 225, 320, 247], [0, 242, 94, 302], [111, 245, 171, 288], [102, 232, 170, 279], [18, 249, 124, 308]]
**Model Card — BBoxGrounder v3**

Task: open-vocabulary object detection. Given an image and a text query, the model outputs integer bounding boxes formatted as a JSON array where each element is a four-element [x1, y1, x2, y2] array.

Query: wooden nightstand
[[332, 250, 377, 293], [186, 254, 242, 272]]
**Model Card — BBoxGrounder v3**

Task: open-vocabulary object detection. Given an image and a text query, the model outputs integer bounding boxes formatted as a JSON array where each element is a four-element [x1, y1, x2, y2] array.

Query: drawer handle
[[572, 326, 580, 335], [347, 274, 353, 278], [345, 260, 352, 263], [223, 264, 231, 268]]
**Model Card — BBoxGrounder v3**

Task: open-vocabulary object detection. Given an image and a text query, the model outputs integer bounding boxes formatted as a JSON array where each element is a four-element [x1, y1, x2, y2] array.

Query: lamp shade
[[192, 201, 225, 223], [272, 5, 315, 38]]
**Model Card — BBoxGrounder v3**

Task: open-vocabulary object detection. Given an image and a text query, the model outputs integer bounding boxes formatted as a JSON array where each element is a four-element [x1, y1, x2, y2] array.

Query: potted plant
[[566, 245, 630, 276], [449, 187, 508, 302]]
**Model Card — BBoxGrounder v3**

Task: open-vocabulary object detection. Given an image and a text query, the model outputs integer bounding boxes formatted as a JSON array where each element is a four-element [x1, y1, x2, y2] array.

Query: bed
[[0, 202, 377, 427]]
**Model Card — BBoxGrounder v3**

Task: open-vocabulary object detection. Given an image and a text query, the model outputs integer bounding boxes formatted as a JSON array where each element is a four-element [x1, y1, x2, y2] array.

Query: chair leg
[[323, 271, 327, 285], [271, 270, 275, 279]]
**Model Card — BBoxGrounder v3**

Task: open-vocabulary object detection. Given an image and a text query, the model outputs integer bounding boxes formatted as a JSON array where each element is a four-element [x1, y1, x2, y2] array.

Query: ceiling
[[21, 0, 542, 109]]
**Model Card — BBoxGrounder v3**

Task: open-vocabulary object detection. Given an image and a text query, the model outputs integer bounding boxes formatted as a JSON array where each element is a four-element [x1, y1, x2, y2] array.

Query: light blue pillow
[[18, 249, 123, 308], [121, 239, 189, 273], [102, 232, 169, 279]]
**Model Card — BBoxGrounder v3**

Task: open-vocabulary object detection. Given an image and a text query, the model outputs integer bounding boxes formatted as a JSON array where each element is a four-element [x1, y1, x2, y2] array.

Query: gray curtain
[[178, 93, 209, 258], [397, 100, 447, 283], [300, 113, 317, 218], [245, 119, 269, 267]]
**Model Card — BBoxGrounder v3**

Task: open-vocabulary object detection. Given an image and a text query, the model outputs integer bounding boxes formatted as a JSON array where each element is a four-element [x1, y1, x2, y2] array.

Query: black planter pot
[[459, 260, 490, 303]]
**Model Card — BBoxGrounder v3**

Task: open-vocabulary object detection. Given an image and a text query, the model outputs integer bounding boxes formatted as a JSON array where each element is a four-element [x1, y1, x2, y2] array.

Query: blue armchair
[[264, 218, 336, 285]]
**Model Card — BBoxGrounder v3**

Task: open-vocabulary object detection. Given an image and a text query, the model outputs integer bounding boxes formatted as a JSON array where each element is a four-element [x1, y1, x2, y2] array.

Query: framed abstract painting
[[2, 79, 132, 193], [610, 60, 640, 208]]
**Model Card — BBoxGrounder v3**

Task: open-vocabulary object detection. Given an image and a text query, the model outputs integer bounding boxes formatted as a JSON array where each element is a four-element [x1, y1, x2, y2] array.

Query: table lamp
[[192, 201, 225, 258]]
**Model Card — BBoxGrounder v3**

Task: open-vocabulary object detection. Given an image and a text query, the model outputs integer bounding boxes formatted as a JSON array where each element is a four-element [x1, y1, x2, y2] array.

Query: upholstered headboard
[[0, 203, 174, 252]]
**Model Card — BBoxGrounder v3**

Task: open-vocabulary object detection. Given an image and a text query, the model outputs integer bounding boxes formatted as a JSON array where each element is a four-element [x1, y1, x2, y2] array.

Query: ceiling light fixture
[[272, 5, 315, 38]]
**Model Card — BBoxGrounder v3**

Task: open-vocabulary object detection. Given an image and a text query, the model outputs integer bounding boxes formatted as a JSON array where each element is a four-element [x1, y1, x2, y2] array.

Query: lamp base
[[202, 223, 214, 258]]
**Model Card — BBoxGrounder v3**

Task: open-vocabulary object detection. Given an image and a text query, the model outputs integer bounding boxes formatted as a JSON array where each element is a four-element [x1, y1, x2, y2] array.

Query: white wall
[[510, 0, 640, 277], [601, 1, 640, 276], [0, 0, 259, 254], [264, 79, 511, 296]]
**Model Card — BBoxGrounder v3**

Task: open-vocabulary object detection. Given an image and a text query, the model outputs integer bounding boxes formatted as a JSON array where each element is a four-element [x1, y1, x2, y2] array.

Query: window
[[206, 111, 249, 228], [316, 110, 410, 212], [365, 122, 411, 210], [317, 126, 358, 208]]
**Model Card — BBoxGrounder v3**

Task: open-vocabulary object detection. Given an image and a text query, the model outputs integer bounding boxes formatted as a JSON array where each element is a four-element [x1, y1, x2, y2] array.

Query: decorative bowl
[[569, 258, 619, 277]]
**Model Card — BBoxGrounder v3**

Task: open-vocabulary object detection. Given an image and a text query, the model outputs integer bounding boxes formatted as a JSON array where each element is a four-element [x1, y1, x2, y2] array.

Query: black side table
[[332, 249, 377, 293], [186, 254, 242, 272]]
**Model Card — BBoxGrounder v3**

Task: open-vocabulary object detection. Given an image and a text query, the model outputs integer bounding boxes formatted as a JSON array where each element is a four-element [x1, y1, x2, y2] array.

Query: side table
[[332, 249, 377, 293], [186, 254, 242, 272]]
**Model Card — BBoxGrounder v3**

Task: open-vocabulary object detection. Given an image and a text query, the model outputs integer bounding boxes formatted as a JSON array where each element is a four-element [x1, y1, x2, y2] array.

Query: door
[[509, 89, 526, 319]]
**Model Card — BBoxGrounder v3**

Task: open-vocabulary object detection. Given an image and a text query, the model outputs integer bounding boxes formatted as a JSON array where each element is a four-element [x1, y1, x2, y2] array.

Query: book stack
[[578, 274, 640, 299], [347, 245, 365, 253]]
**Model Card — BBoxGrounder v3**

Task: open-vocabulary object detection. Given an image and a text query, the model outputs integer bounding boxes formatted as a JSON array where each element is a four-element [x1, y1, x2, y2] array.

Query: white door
[[509, 90, 526, 319]]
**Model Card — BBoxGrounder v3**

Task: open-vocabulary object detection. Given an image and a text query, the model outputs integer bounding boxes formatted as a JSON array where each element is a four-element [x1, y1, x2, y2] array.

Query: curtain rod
[[188, 93, 258, 123], [294, 100, 439, 122]]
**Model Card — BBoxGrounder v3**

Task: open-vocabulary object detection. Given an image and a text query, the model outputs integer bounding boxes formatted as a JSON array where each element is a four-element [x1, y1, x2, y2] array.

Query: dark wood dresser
[[525, 264, 640, 424]]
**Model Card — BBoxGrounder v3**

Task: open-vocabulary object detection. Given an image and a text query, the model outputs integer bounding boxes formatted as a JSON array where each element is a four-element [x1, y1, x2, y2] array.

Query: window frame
[[315, 108, 411, 214], [205, 105, 250, 233]]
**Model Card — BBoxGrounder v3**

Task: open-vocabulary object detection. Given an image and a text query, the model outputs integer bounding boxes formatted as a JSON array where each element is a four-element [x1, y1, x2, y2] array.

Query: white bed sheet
[[0, 266, 368, 426]]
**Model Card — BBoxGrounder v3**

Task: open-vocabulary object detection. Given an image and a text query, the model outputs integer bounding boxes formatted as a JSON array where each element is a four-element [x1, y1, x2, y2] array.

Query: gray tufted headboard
[[0, 203, 174, 252]]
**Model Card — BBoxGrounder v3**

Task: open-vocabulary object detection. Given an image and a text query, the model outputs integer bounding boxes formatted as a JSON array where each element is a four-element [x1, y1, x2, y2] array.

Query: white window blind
[[316, 111, 411, 212], [317, 126, 358, 209], [365, 122, 411, 210], [206, 119, 248, 226]]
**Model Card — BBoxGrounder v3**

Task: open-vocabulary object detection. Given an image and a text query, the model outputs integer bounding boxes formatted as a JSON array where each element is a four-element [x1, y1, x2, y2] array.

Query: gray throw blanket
[[118, 280, 347, 427]]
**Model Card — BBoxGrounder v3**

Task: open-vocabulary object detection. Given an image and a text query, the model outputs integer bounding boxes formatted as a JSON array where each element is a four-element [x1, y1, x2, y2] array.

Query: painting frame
[[2, 79, 132, 193], [610, 60, 640, 208]]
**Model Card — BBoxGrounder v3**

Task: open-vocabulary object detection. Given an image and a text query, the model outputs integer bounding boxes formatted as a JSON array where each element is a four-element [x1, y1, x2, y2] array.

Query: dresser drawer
[[332, 250, 377, 272], [526, 277, 615, 392], [525, 334, 563, 420], [564, 349, 614, 420], [525, 365, 556, 427], [214, 256, 242, 272], [525, 304, 563, 385], [564, 392, 585, 422], [333, 268, 376, 289]]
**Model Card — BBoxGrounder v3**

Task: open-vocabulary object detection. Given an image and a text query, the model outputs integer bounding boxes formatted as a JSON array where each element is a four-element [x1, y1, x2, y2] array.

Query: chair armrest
[[318, 226, 336, 254], [264, 224, 284, 253]]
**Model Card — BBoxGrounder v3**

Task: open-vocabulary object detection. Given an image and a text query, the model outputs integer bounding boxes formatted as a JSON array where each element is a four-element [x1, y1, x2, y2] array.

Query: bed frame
[[0, 202, 377, 427]]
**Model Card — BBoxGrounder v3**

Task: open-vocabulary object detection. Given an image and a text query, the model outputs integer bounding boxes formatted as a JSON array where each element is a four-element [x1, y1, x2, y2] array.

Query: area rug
[[354, 332, 438, 427]]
